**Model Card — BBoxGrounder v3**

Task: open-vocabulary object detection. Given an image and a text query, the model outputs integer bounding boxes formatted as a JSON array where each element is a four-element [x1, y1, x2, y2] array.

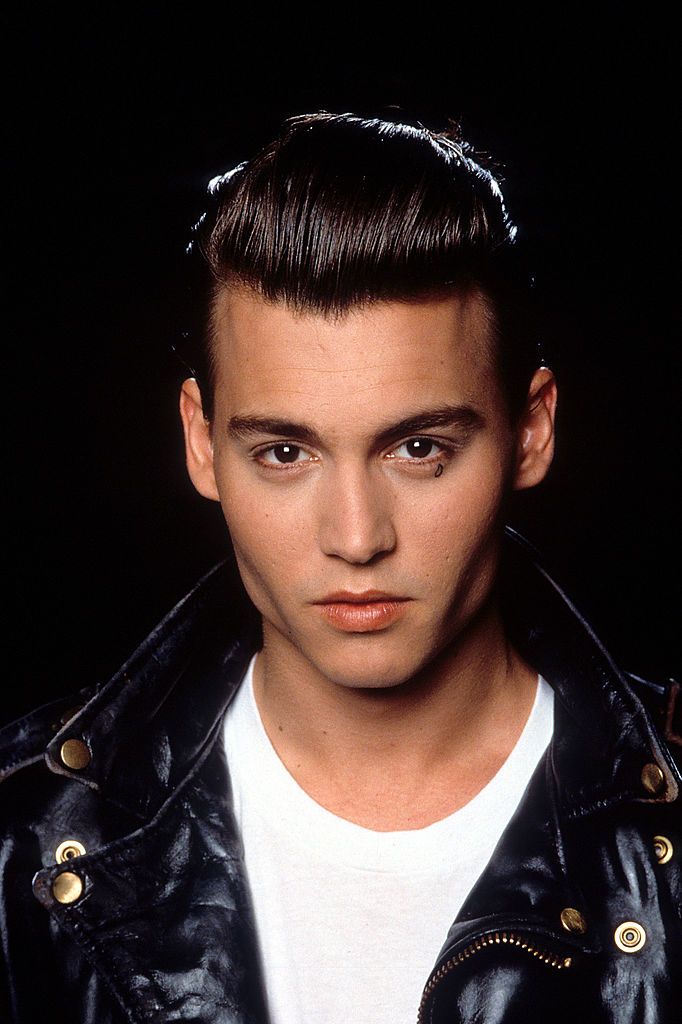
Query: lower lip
[[315, 601, 408, 632]]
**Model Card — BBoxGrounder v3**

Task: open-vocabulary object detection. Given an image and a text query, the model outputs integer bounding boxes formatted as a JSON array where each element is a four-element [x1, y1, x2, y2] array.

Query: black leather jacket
[[1, 529, 680, 1024]]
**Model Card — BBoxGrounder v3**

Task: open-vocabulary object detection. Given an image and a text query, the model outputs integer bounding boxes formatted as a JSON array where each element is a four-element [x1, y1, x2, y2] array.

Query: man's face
[[182, 286, 553, 690]]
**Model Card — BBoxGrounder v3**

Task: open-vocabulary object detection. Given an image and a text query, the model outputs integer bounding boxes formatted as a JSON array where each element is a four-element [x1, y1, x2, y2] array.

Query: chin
[[307, 636, 434, 691]]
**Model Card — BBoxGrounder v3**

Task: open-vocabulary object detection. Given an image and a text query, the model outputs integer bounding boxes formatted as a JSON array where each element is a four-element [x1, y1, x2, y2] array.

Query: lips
[[313, 591, 410, 632]]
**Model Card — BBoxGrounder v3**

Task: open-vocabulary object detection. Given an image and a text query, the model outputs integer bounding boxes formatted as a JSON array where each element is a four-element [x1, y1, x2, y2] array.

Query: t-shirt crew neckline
[[224, 654, 554, 874]]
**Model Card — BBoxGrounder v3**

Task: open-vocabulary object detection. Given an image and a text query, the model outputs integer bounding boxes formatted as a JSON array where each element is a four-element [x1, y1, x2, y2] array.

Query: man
[[1, 113, 679, 1024]]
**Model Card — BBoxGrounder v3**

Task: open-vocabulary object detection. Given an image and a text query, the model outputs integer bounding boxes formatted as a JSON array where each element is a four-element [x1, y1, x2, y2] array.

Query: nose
[[318, 464, 397, 565]]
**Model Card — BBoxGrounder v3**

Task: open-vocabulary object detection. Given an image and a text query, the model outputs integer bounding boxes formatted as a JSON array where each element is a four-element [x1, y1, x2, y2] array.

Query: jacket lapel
[[32, 718, 270, 1023]]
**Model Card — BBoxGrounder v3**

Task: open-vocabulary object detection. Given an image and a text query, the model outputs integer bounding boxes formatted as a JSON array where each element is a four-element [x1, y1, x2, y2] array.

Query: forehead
[[209, 286, 504, 427]]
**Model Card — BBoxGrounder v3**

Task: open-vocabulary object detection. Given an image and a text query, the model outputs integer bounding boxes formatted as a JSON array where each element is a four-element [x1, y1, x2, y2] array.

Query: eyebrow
[[227, 405, 485, 448]]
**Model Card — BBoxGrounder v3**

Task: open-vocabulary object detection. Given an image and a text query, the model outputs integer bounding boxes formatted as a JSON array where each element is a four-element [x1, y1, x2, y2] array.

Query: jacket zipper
[[417, 929, 574, 1023]]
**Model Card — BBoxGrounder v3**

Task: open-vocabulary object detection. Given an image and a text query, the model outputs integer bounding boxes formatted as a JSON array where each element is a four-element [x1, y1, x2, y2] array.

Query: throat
[[252, 618, 539, 831]]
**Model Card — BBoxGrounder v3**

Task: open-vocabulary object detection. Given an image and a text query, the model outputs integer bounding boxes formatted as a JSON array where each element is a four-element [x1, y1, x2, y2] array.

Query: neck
[[253, 599, 538, 830]]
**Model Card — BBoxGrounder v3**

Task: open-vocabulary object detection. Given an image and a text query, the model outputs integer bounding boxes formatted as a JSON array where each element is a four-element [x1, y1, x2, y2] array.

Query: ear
[[512, 367, 558, 491], [179, 378, 221, 501]]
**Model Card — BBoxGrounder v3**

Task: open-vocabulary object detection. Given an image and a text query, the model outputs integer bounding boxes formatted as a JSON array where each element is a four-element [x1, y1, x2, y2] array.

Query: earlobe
[[513, 367, 558, 491], [179, 379, 221, 502]]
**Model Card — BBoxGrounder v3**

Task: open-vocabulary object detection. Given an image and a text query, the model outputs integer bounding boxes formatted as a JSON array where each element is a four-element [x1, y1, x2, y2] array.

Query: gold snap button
[[52, 871, 83, 905], [641, 763, 665, 795], [55, 839, 86, 864], [614, 921, 646, 953], [560, 907, 587, 934], [653, 835, 673, 864], [60, 738, 91, 770]]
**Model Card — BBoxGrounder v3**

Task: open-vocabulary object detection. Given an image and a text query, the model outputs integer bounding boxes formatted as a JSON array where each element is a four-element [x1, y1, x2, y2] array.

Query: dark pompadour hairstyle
[[180, 111, 540, 421]]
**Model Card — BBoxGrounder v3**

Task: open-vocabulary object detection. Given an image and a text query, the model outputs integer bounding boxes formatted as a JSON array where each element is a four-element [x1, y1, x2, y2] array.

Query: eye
[[257, 443, 315, 467], [390, 437, 443, 460]]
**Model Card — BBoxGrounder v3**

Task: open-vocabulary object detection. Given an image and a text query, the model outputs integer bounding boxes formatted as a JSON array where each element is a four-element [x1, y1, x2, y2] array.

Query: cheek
[[396, 459, 509, 603], [214, 462, 309, 577], [217, 495, 298, 627], [405, 453, 509, 542]]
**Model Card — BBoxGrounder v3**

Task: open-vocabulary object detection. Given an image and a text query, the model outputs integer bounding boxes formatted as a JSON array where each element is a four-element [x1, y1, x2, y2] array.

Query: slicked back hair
[[182, 112, 540, 422]]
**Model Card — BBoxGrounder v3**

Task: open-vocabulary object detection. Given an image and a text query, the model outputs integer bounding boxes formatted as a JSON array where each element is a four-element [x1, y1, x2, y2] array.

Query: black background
[[5, 9, 680, 725]]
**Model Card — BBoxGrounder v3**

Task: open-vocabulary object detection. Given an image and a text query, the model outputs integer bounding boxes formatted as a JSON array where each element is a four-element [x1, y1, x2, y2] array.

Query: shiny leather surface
[[1, 529, 680, 1023]]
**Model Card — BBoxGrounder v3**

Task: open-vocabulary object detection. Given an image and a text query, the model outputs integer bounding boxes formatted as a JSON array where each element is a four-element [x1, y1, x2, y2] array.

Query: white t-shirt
[[223, 656, 554, 1024]]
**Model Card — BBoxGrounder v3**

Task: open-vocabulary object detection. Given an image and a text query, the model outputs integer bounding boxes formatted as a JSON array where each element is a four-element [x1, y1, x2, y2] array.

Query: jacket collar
[[42, 559, 262, 821], [499, 528, 679, 816], [5, 528, 677, 820]]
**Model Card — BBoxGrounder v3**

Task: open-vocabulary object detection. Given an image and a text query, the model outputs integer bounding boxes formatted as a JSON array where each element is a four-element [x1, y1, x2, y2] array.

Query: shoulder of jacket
[[0, 560, 239, 787], [625, 670, 682, 754]]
